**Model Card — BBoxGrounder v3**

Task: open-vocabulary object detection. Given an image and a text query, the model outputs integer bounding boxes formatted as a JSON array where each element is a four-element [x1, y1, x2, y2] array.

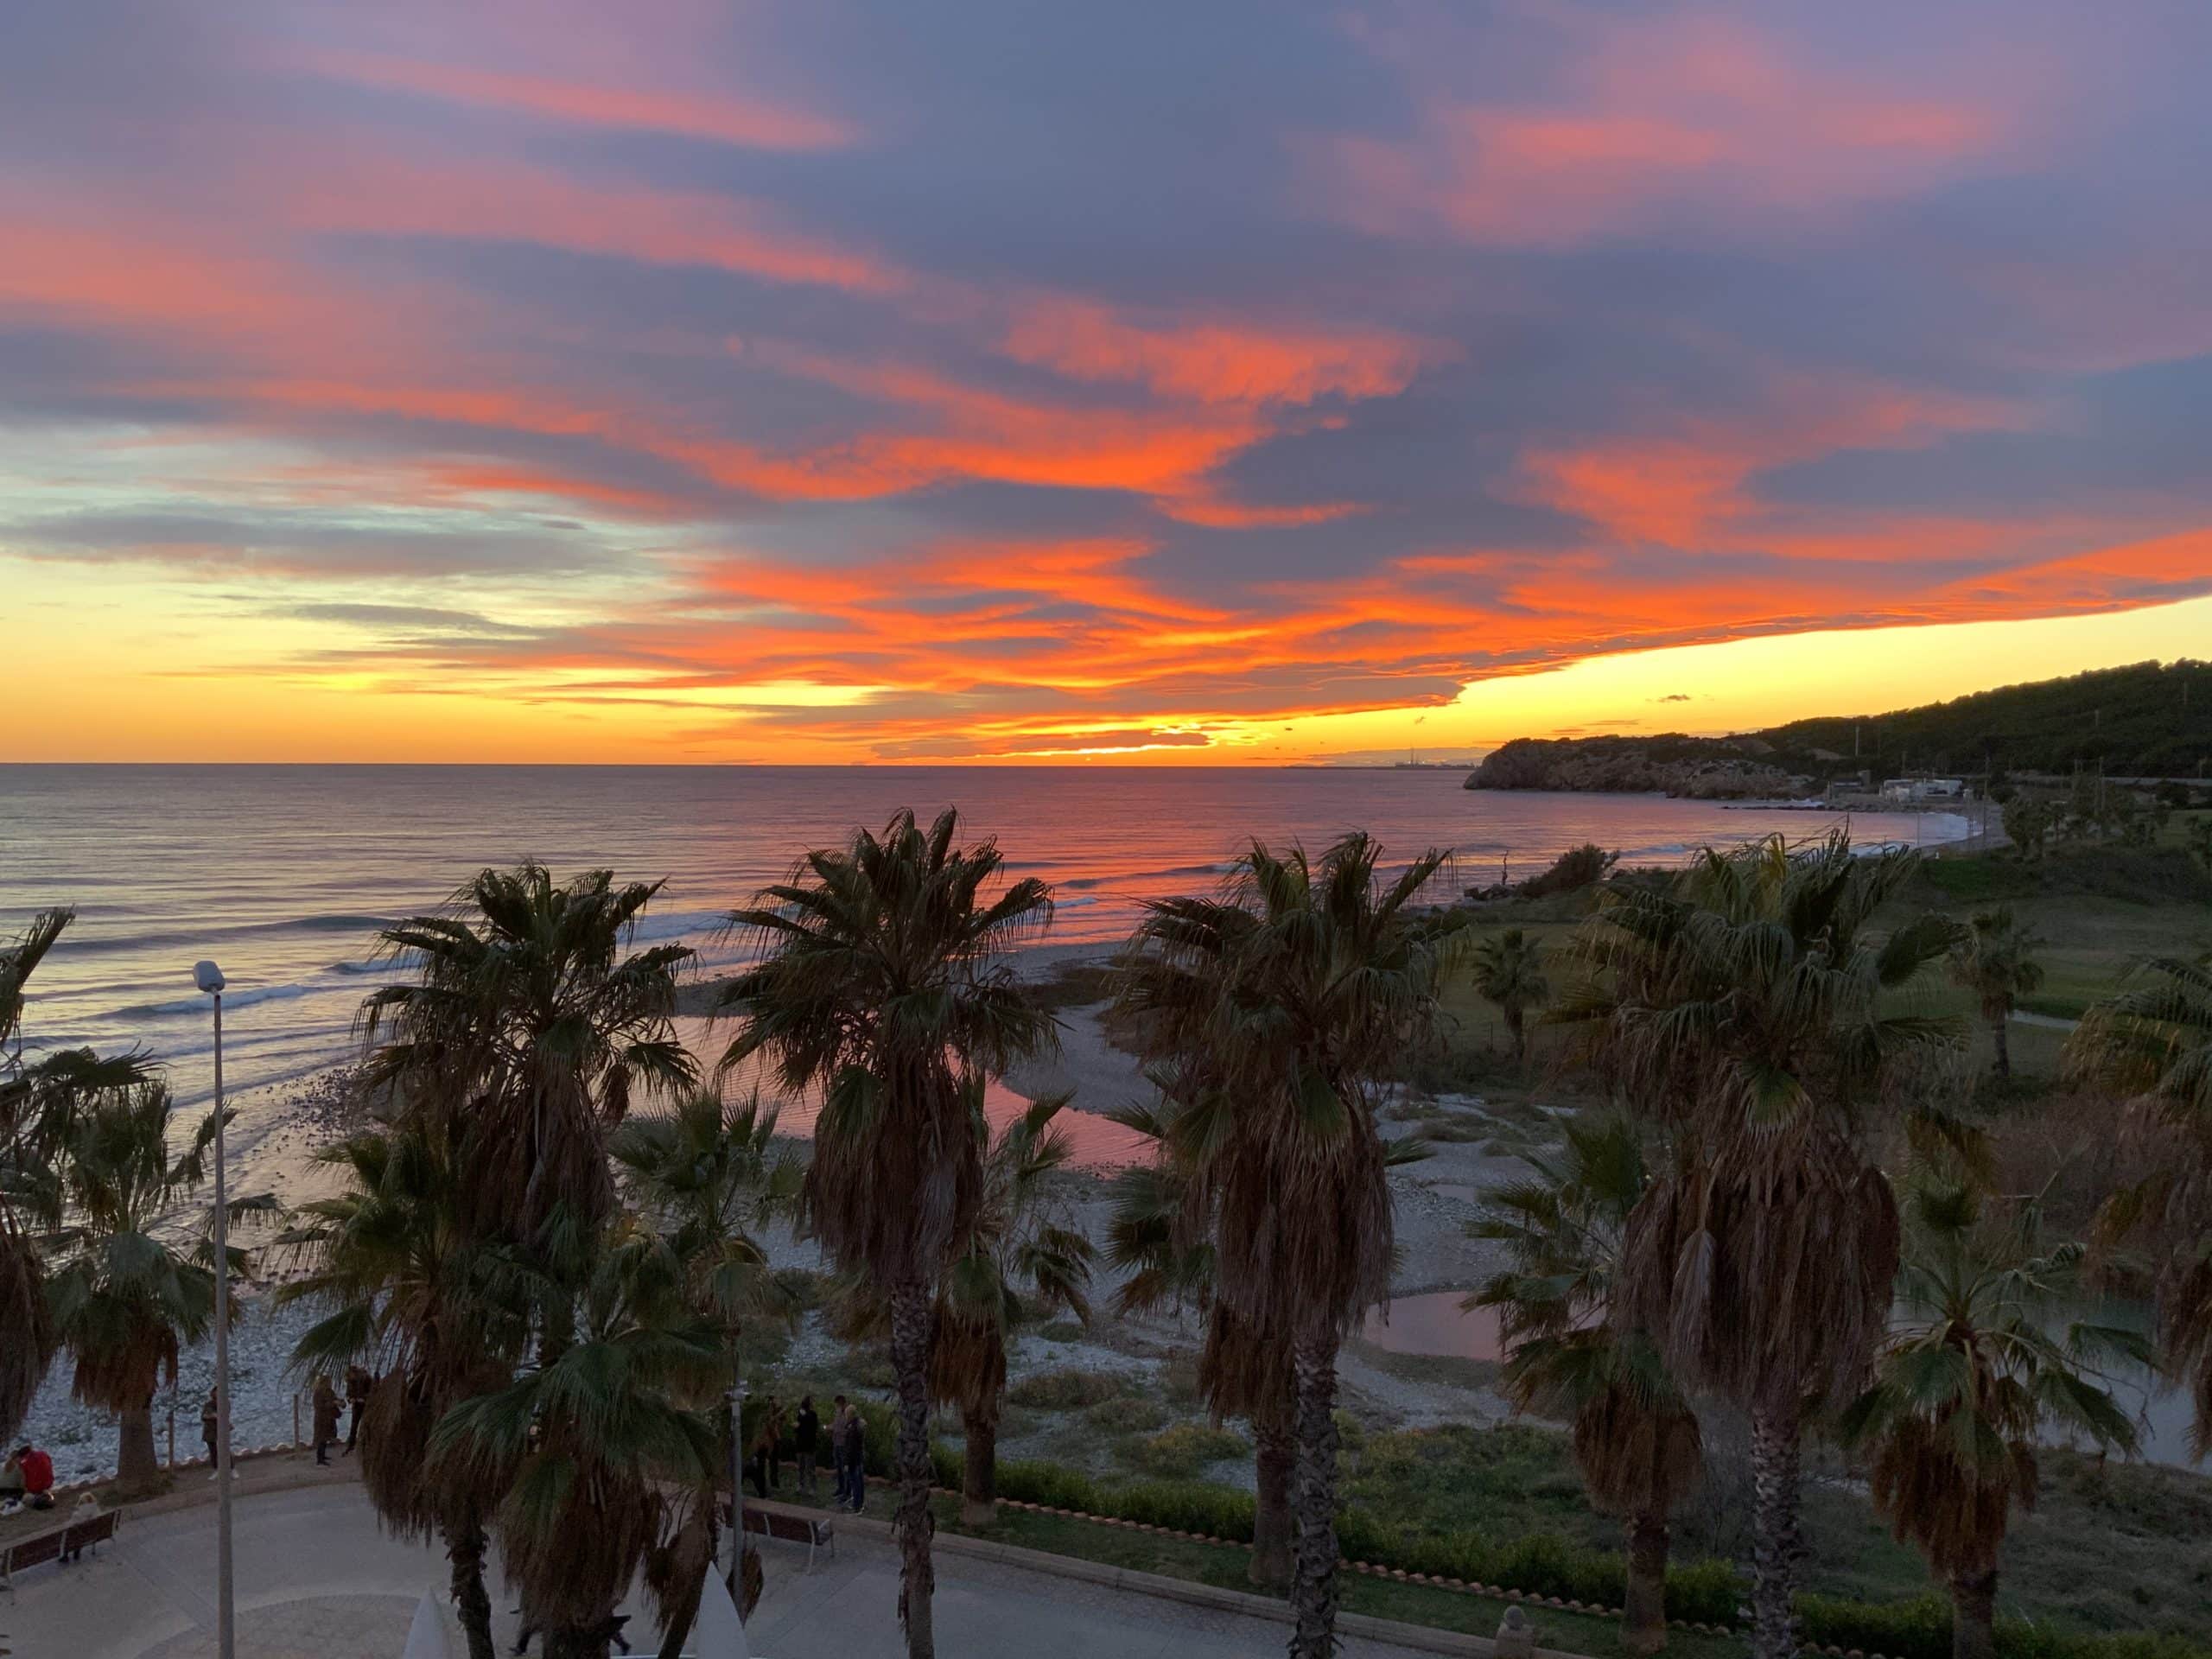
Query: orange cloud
[[1517, 376, 2031, 550], [1000, 298, 1435, 405]]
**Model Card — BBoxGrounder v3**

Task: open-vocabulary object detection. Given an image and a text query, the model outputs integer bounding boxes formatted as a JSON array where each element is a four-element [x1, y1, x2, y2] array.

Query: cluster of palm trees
[[1470, 835, 2210, 1659], [9, 814, 2210, 1659], [1, 910, 252, 1491]]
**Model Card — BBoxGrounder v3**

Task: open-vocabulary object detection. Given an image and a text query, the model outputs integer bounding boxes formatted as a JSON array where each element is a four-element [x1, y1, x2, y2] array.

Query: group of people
[[746, 1393, 868, 1514], [3, 1443, 104, 1561], [1, 1442, 54, 1512], [308, 1365, 375, 1466]]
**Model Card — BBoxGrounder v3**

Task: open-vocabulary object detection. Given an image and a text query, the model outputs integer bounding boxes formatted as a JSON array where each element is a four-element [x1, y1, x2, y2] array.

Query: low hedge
[[1337, 1513, 1738, 1625], [1799, 1594, 2209, 1659], [842, 1414, 2206, 1659]]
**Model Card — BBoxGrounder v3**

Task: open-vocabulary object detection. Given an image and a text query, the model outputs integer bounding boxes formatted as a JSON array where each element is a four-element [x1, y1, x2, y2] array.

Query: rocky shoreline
[[1465, 736, 1811, 799]]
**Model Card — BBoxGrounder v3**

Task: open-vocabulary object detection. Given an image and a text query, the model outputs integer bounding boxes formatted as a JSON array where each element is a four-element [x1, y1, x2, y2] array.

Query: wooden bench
[[730, 1499, 834, 1572], [1, 1508, 120, 1592]]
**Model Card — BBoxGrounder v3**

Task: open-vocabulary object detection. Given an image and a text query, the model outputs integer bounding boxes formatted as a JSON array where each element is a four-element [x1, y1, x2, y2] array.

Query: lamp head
[[193, 960, 226, 994]]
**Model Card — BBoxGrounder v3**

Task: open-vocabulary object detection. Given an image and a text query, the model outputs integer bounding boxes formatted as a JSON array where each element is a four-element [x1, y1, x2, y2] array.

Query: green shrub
[[1519, 843, 1618, 898], [930, 1441, 963, 1489], [1115, 1479, 1256, 1542], [1799, 1594, 2212, 1659], [995, 1459, 1105, 1513], [1120, 1422, 1249, 1478], [1085, 1395, 1170, 1433], [1333, 1512, 1736, 1626], [1007, 1369, 1130, 1409]]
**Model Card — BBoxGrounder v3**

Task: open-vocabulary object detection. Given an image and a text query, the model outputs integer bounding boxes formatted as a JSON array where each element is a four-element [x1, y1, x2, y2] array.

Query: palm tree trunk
[[1288, 1334, 1343, 1659], [1623, 1510, 1670, 1655], [1950, 1568, 1998, 1659], [116, 1396, 160, 1490], [1249, 1414, 1294, 1592], [1508, 1007, 1527, 1063], [1990, 1014, 2011, 1081], [888, 1277, 938, 1659], [445, 1516, 499, 1659], [961, 1402, 997, 1526], [1748, 1401, 1805, 1659]]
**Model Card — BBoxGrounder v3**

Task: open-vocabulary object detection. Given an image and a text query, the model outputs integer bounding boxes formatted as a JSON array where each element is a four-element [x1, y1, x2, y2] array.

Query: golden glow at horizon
[[12, 552, 2208, 765]]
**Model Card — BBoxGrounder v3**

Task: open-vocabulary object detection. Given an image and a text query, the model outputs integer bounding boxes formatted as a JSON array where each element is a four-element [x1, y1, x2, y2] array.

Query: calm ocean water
[[0, 765, 1961, 1107]]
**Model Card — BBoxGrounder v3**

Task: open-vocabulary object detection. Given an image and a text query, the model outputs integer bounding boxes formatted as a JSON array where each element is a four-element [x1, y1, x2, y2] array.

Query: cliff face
[[1465, 736, 1804, 798]]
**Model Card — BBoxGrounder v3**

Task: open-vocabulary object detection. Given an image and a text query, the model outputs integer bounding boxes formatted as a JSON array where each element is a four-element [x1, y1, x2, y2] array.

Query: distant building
[[1879, 778, 1966, 803]]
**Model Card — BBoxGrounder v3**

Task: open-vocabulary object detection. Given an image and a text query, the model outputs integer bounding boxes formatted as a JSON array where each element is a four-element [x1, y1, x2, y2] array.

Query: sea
[[1, 764, 1964, 1109]]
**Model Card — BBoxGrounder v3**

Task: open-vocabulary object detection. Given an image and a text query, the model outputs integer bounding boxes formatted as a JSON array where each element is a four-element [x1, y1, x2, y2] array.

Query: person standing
[[200, 1389, 220, 1481], [793, 1395, 821, 1497], [828, 1396, 851, 1508], [838, 1405, 866, 1514], [311, 1376, 341, 1466], [343, 1364, 372, 1454]]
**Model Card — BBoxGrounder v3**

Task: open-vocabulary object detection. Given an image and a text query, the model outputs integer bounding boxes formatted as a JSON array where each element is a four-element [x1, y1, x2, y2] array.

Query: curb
[[767, 1498, 1580, 1659]]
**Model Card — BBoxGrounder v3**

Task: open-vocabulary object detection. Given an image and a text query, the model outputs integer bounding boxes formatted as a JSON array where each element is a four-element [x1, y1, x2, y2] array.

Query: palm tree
[[612, 1087, 804, 1634], [1114, 832, 1450, 1658], [276, 1122, 516, 1659], [1472, 1113, 1700, 1655], [356, 864, 699, 1243], [1566, 836, 1961, 1659], [1105, 1105, 1296, 1591], [432, 1221, 726, 1659], [1471, 927, 1550, 1063], [937, 1091, 1096, 1523], [1839, 1184, 2145, 1659], [1948, 907, 2044, 1081], [44, 1082, 237, 1490], [832, 1089, 1096, 1525], [342, 865, 700, 1656], [0, 906, 156, 1445], [2065, 952, 2212, 1459], [717, 807, 1058, 1659]]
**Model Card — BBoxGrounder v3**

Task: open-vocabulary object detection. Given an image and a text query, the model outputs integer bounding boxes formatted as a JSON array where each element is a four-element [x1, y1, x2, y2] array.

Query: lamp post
[[727, 1376, 749, 1599], [194, 958, 235, 1659]]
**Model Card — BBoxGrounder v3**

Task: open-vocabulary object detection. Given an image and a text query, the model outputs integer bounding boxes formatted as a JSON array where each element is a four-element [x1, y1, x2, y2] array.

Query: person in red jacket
[[12, 1444, 56, 1510]]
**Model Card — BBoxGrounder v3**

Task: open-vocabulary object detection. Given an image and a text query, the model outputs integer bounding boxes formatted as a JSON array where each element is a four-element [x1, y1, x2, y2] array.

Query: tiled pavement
[[3, 1479, 1452, 1658]]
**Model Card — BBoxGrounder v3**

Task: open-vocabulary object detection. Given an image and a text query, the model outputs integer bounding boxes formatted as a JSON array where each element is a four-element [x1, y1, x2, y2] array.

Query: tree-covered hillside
[[1761, 659, 2211, 778], [1468, 660, 2212, 791]]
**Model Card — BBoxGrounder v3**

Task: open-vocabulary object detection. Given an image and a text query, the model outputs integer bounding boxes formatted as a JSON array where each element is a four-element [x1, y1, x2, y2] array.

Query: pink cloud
[[1313, 12, 2008, 247], [302, 48, 856, 151]]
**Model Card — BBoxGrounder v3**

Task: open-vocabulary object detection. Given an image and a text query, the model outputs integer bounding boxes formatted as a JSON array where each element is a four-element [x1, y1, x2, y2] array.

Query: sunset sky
[[8, 2, 2212, 764]]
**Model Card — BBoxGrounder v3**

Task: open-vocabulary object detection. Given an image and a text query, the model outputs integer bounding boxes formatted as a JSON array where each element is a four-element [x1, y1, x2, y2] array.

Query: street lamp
[[194, 958, 235, 1659]]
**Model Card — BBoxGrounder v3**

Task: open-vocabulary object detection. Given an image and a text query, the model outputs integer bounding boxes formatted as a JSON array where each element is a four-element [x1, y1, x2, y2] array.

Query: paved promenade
[[3, 1472, 1462, 1657]]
